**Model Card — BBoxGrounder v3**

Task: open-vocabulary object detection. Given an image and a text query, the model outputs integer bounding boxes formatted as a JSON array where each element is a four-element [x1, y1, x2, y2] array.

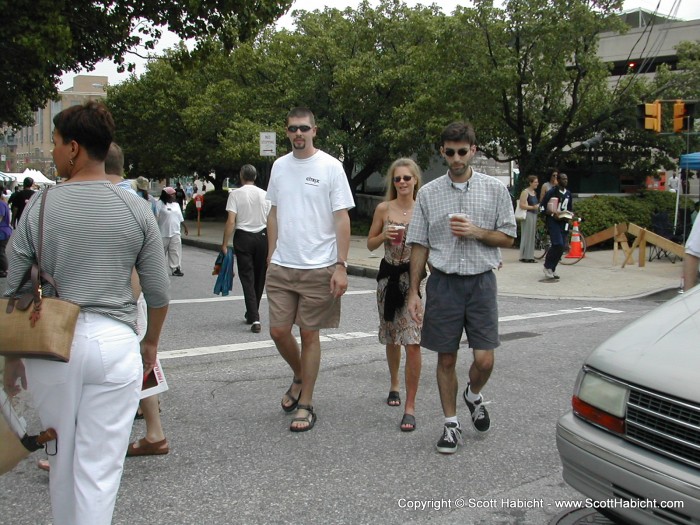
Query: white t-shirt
[[267, 150, 355, 268], [225, 184, 271, 233], [156, 200, 184, 238]]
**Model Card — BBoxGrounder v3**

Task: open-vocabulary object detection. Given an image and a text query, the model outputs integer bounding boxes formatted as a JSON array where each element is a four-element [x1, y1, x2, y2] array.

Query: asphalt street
[[0, 244, 671, 525]]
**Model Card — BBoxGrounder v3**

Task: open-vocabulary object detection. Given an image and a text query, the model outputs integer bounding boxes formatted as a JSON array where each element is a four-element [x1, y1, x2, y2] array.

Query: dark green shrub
[[184, 190, 229, 220], [351, 217, 372, 237], [573, 191, 693, 240]]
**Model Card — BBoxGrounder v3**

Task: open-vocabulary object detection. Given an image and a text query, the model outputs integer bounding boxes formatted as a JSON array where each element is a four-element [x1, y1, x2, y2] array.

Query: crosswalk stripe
[[158, 307, 622, 360]]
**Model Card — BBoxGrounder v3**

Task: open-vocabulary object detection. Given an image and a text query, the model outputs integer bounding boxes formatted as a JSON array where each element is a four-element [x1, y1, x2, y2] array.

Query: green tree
[[394, 0, 631, 174], [276, 1, 446, 190], [106, 50, 191, 180], [107, 40, 290, 188], [178, 39, 290, 189], [391, 0, 700, 188], [106, 0, 698, 196], [0, 0, 293, 128]]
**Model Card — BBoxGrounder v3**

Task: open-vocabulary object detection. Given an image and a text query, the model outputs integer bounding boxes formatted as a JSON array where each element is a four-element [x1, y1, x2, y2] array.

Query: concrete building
[[599, 9, 700, 80], [1, 75, 107, 177]]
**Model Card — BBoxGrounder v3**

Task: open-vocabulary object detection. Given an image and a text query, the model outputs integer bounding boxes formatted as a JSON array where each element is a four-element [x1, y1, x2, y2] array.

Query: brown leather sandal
[[290, 404, 316, 432], [281, 377, 302, 413], [126, 438, 169, 457]]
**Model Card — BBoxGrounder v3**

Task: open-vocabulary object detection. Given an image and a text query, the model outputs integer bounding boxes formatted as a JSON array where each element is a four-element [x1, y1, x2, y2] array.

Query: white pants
[[162, 235, 182, 271], [25, 312, 142, 525]]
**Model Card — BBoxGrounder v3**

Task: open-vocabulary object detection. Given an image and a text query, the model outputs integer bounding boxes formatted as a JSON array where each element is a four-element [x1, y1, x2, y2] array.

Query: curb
[[183, 236, 676, 301]]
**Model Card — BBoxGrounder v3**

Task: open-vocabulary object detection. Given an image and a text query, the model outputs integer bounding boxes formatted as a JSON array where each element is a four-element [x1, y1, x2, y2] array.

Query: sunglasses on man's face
[[444, 148, 471, 157], [393, 175, 413, 183], [287, 125, 312, 133]]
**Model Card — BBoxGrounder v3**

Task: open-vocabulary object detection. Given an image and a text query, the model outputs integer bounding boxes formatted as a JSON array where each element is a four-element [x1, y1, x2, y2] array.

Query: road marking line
[[159, 332, 375, 360], [169, 289, 375, 305], [159, 308, 622, 360], [499, 307, 623, 322]]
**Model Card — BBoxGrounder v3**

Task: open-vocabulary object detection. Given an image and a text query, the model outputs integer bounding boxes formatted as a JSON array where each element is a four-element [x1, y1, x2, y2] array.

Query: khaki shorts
[[266, 264, 341, 330]]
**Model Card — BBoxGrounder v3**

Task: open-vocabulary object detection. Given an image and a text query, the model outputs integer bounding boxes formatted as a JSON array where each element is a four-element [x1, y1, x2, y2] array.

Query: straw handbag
[[0, 189, 79, 362]]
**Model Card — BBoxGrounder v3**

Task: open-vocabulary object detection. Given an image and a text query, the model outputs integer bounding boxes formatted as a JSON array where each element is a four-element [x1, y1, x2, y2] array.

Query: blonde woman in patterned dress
[[367, 158, 423, 432]]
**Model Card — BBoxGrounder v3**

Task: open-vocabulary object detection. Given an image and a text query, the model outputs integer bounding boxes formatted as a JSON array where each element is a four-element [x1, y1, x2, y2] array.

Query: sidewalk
[[183, 220, 684, 301]]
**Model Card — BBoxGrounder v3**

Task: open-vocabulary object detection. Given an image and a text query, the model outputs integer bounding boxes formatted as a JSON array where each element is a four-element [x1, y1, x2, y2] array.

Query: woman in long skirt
[[519, 175, 540, 262]]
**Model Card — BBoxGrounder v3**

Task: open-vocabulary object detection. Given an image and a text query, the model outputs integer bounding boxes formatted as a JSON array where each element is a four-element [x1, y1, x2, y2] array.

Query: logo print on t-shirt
[[305, 177, 320, 187]]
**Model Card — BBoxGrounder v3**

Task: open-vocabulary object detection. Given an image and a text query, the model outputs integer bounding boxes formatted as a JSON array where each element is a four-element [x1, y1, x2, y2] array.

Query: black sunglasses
[[287, 125, 312, 133], [393, 175, 413, 183], [444, 148, 471, 157]]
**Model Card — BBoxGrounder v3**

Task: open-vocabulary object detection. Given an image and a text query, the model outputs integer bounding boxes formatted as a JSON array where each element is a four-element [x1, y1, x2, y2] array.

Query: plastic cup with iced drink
[[390, 225, 406, 246]]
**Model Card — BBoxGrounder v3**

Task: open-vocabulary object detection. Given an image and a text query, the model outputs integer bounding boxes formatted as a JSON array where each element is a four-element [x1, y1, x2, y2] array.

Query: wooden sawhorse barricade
[[584, 223, 685, 268]]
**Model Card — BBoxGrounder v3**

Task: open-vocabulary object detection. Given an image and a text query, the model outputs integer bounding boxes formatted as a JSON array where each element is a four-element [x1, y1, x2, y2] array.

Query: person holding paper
[[101, 143, 169, 457], [3, 102, 170, 525], [540, 172, 573, 279]]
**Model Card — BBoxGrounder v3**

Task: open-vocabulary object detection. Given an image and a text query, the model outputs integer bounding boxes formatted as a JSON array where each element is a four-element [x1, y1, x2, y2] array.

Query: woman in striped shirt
[[3, 101, 170, 525]]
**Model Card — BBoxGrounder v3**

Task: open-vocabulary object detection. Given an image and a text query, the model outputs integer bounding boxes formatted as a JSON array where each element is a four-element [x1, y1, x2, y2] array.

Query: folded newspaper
[[141, 358, 169, 399]]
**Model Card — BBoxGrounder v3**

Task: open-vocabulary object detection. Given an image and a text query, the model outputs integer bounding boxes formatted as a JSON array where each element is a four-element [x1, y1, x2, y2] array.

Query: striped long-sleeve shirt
[[4, 181, 170, 333]]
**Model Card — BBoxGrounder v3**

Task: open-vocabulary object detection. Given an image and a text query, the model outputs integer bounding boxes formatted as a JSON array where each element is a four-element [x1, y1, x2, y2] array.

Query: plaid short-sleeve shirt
[[406, 171, 517, 275]]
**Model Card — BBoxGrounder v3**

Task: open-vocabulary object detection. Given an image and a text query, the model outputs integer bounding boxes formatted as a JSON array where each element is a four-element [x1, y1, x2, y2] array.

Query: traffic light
[[636, 101, 662, 132], [673, 100, 696, 133]]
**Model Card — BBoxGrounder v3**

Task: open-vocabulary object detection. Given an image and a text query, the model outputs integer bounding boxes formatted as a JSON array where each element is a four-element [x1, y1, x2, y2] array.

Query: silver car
[[557, 286, 700, 524]]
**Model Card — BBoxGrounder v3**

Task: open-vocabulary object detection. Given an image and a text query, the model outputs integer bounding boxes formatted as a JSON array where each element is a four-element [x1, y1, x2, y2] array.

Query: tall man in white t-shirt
[[221, 164, 271, 333], [266, 107, 355, 432]]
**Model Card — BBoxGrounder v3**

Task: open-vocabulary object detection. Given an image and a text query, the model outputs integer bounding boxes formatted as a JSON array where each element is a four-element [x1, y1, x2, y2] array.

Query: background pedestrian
[[221, 164, 271, 333], [518, 175, 539, 262]]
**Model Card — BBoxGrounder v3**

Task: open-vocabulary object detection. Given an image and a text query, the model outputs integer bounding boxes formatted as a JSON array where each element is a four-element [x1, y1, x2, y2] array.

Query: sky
[[60, 0, 700, 90]]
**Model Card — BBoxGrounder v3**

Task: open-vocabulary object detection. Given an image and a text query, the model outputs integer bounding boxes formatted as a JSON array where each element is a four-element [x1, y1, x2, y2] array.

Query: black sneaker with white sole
[[436, 422, 463, 454], [463, 386, 491, 434], [172, 268, 184, 277]]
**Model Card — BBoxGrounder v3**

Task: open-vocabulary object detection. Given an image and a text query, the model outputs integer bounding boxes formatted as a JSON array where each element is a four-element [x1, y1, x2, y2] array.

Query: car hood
[[586, 286, 700, 403]]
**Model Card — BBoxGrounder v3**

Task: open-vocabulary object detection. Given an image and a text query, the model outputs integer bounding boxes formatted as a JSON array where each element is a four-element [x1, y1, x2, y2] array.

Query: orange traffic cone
[[566, 220, 584, 259]]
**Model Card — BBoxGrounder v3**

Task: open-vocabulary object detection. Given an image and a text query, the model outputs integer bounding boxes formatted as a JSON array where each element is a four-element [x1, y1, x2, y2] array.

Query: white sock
[[466, 385, 482, 403], [445, 416, 459, 426]]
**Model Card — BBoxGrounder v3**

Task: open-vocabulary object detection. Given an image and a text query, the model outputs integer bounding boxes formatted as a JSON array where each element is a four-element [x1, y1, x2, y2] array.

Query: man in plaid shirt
[[407, 121, 516, 454]]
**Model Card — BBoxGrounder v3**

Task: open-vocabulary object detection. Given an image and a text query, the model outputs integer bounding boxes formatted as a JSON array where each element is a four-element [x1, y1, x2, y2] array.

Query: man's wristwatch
[[336, 260, 348, 268]]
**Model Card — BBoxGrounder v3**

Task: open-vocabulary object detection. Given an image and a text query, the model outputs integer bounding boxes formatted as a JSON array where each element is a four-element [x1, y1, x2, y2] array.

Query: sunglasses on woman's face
[[393, 175, 413, 183]]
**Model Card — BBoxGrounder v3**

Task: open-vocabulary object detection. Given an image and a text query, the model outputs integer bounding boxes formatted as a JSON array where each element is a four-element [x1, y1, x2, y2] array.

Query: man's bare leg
[[436, 352, 458, 417], [291, 329, 321, 430], [271, 325, 302, 408]]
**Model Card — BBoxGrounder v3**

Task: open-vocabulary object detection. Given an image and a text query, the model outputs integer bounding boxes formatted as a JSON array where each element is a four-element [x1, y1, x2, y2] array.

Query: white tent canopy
[[22, 169, 56, 186]]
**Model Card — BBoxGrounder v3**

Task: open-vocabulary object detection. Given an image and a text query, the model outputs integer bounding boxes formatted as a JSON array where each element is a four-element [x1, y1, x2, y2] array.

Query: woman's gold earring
[[69, 159, 74, 166]]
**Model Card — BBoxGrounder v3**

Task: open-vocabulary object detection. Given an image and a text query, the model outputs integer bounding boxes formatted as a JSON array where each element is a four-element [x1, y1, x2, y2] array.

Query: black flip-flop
[[387, 391, 401, 407], [400, 413, 416, 432]]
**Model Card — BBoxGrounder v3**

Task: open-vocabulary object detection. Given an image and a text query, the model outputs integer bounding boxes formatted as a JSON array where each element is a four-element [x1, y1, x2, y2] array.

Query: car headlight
[[572, 368, 628, 434]]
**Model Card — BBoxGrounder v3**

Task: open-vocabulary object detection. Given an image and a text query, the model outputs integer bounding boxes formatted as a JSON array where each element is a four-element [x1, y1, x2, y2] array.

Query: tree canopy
[[105, 0, 700, 192], [0, 0, 293, 128]]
